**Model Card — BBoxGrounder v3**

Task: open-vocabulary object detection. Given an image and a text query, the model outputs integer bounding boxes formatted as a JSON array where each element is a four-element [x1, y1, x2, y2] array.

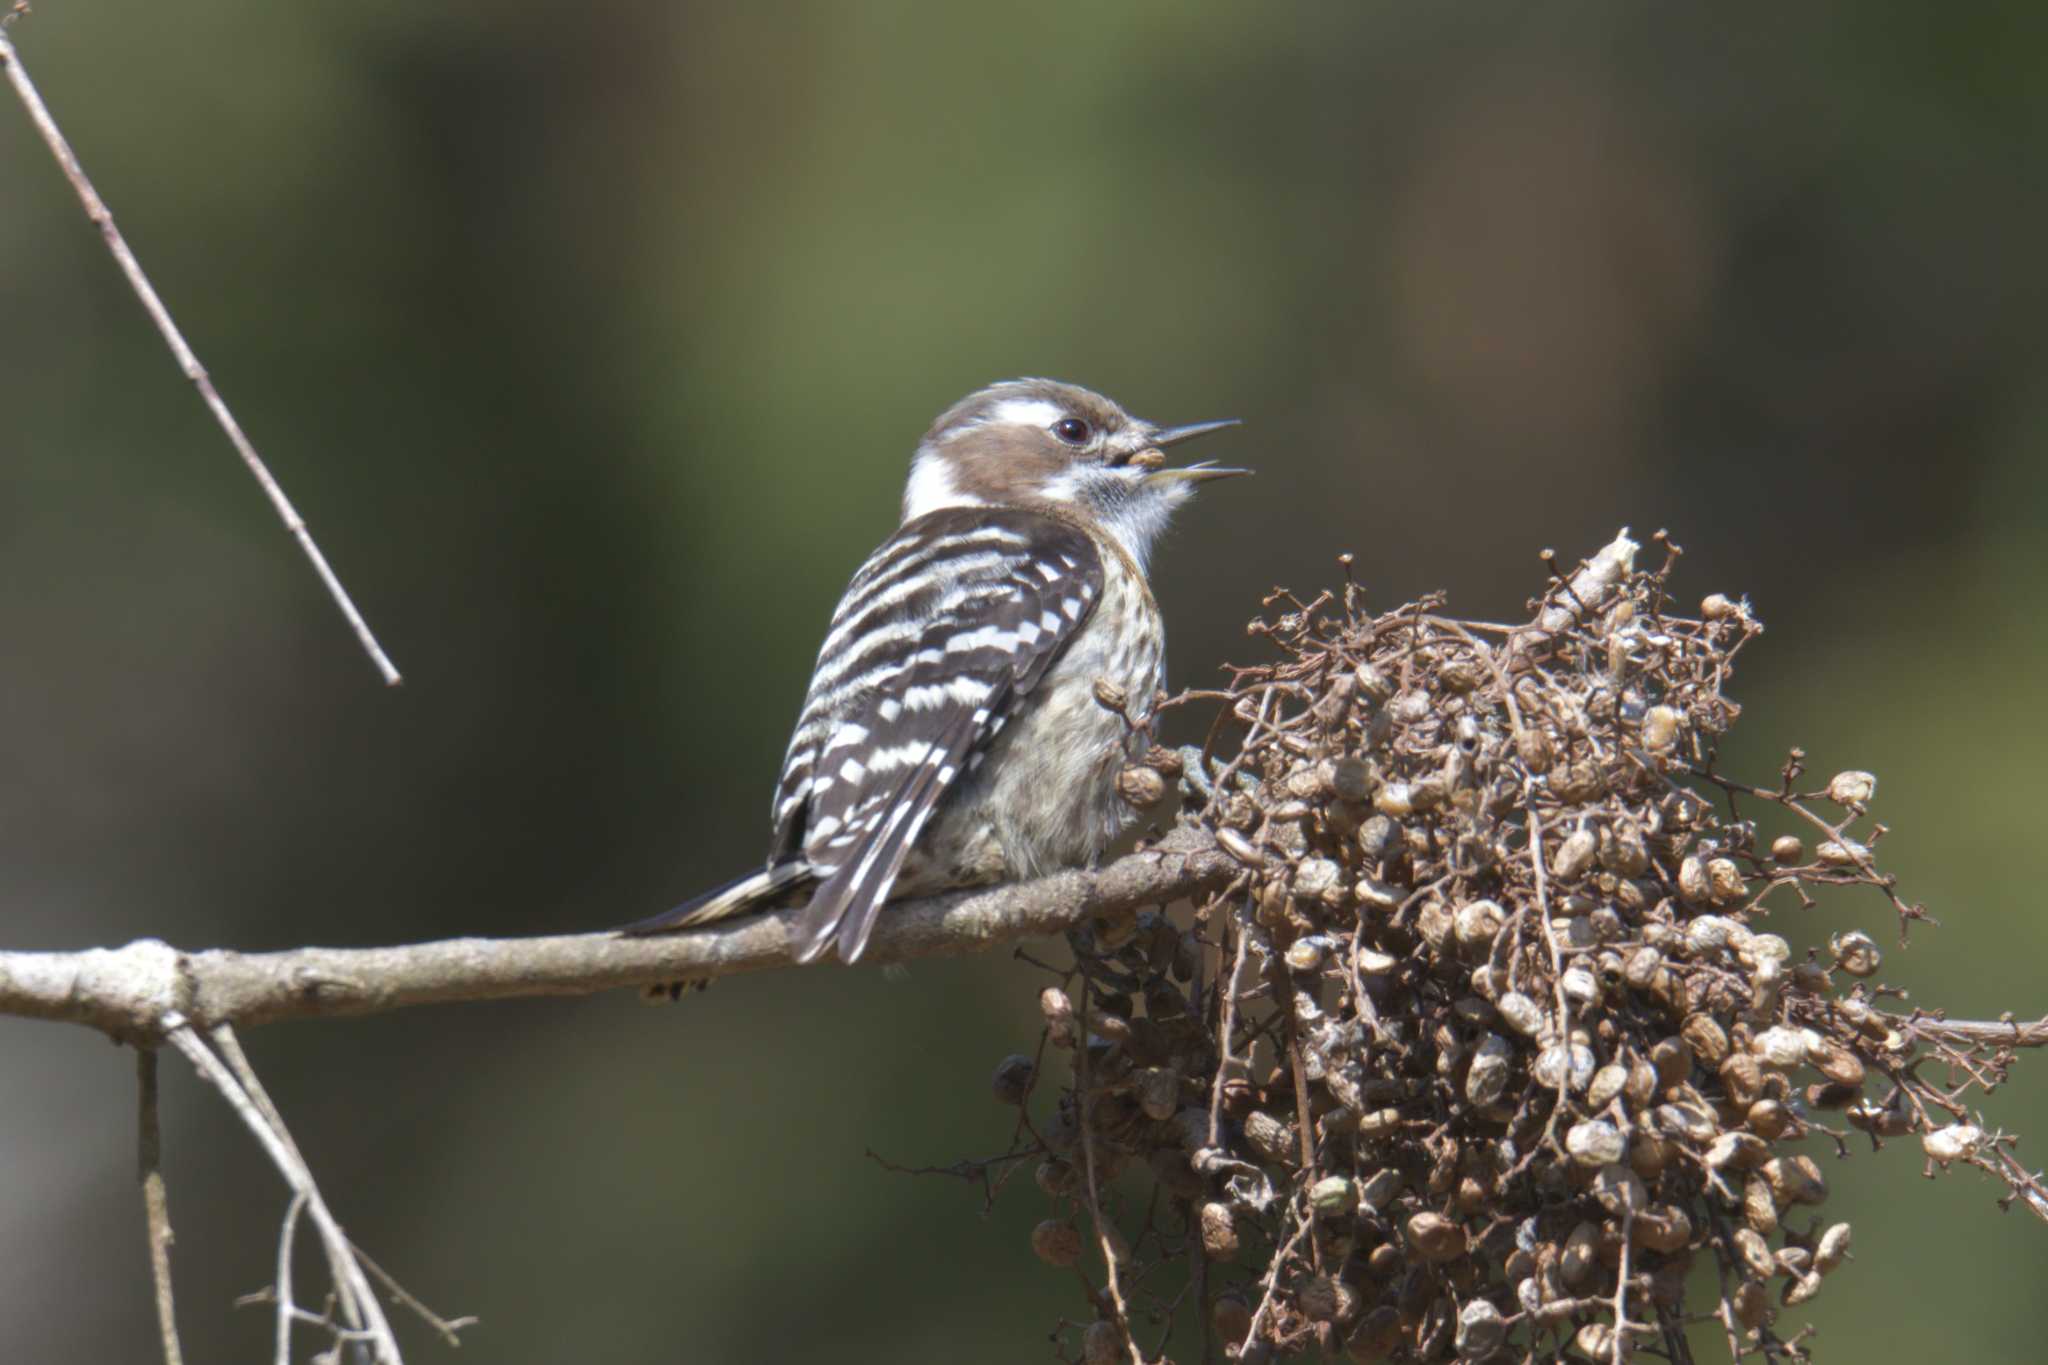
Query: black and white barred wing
[[772, 507, 1103, 963]]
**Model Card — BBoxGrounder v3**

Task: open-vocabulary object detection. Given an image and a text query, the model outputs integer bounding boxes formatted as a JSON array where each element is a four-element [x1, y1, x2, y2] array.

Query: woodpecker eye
[[1052, 417, 1091, 446]]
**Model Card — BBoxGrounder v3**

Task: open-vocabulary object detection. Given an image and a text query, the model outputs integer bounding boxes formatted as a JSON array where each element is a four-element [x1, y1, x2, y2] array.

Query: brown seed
[[1115, 764, 1168, 810], [1733, 1227, 1775, 1279], [1405, 1212, 1468, 1262], [1707, 857, 1747, 903], [1212, 1296, 1254, 1350], [1733, 1278, 1767, 1330], [1770, 834, 1805, 863], [1346, 1306, 1401, 1361], [1244, 1111, 1297, 1165], [1200, 1201, 1240, 1260], [1032, 1219, 1083, 1267], [1650, 1036, 1690, 1089], [1633, 1203, 1693, 1253], [1682, 1013, 1731, 1068], [1552, 827, 1599, 881], [1081, 1321, 1122, 1365], [1747, 1099, 1793, 1139], [1743, 1175, 1779, 1235], [1762, 1154, 1828, 1207], [1720, 1052, 1764, 1106]]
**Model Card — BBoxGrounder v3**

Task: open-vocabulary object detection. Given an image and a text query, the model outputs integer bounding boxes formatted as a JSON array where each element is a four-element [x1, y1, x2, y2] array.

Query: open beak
[[1139, 418, 1250, 484]]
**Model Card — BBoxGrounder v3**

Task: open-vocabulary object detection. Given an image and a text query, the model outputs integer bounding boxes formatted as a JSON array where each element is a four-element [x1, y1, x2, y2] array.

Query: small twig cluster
[[976, 530, 2047, 1364]]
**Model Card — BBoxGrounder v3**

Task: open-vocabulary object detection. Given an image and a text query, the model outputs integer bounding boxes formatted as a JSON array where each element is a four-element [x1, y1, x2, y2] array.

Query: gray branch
[[0, 826, 1233, 1043]]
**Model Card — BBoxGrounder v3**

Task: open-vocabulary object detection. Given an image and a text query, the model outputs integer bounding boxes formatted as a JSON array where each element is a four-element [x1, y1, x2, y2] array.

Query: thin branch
[[136, 1049, 184, 1365], [162, 1019, 405, 1363], [0, 827, 1232, 1040], [0, 26, 401, 686]]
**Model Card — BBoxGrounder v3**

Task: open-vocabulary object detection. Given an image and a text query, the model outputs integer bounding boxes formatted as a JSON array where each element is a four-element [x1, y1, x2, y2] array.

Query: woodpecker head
[[902, 379, 1246, 572]]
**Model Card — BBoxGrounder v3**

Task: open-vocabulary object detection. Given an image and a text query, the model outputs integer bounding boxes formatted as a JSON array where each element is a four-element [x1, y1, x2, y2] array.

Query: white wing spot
[[838, 757, 866, 783], [1061, 598, 1083, 621]]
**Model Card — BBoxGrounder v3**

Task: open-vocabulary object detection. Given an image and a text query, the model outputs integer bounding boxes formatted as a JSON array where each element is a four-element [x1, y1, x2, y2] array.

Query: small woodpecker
[[626, 379, 1245, 962]]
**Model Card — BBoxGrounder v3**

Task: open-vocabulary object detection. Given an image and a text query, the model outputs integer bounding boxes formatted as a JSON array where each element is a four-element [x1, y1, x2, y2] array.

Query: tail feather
[[621, 860, 812, 937]]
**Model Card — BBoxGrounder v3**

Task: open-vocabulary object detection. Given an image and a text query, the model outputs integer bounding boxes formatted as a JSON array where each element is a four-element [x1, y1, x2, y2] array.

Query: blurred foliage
[[0, 1, 2043, 1360]]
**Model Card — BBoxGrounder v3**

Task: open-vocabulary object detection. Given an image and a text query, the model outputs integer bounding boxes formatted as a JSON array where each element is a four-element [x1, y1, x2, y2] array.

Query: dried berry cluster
[[979, 532, 2046, 1365]]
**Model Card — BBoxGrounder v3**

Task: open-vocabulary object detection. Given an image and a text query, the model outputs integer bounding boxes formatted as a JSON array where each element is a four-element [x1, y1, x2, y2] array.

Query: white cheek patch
[[902, 448, 987, 521]]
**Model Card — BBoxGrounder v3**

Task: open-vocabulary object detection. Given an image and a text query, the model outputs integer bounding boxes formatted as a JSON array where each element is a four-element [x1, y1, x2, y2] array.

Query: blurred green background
[[3, 1, 2045, 1360]]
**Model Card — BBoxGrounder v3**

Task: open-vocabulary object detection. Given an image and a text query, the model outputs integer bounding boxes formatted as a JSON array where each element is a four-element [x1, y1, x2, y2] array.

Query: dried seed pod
[[1359, 1170, 1409, 1211], [1356, 946, 1399, 974], [1035, 1159, 1079, 1197], [1814, 1222, 1853, 1275], [1682, 1013, 1731, 1067], [1516, 726, 1555, 773], [1643, 704, 1683, 751], [1816, 838, 1868, 867], [1200, 1201, 1240, 1260], [1684, 914, 1738, 956], [1701, 592, 1739, 619], [991, 1054, 1036, 1105], [1310, 1175, 1358, 1215], [1678, 856, 1711, 905], [1826, 770, 1878, 807], [1552, 827, 1598, 880], [1587, 1063, 1629, 1112], [1593, 1165, 1647, 1216], [1743, 1175, 1779, 1235], [1455, 1299, 1505, 1358], [1213, 1296, 1254, 1349], [1634, 1203, 1693, 1253], [1783, 1271, 1824, 1306], [1116, 764, 1168, 810], [1923, 1123, 1986, 1164], [1453, 898, 1505, 948], [1041, 987, 1077, 1048], [1623, 946, 1664, 990], [1354, 877, 1402, 911], [1830, 929, 1882, 977], [1733, 1278, 1768, 1330], [1733, 1227, 1776, 1278], [1707, 1131, 1768, 1171], [1357, 814, 1402, 861], [1650, 1037, 1690, 1089], [1466, 1033, 1513, 1106], [1562, 1222, 1600, 1288], [1566, 1119, 1626, 1168], [1244, 1111, 1296, 1165], [1573, 1322, 1624, 1359], [1032, 1220, 1083, 1267], [1762, 1155, 1827, 1206], [1561, 966, 1602, 1010], [1807, 1039, 1866, 1088], [1406, 1212, 1468, 1263], [1720, 1052, 1764, 1107], [1346, 1306, 1401, 1361], [1747, 1099, 1793, 1140], [1284, 938, 1326, 972], [1847, 1100, 1913, 1137], [1135, 1066, 1180, 1122], [1630, 1131, 1679, 1179], [1706, 857, 1747, 903], [1497, 991, 1545, 1038], [1534, 1042, 1597, 1092], [1770, 833, 1805, 863], [1081, 1321, 1122, 1365], [1752, 1026, 1810, 1070]]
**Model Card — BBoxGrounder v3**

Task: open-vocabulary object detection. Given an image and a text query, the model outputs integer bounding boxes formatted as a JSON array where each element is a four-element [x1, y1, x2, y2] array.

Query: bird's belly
[[897, 568, 1163, 896]]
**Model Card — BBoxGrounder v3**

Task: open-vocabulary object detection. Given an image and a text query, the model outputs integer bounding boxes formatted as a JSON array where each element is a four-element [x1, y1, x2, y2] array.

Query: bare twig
[[136, 1049, 184, 1365], [162, 1018, 404, 1363], [0, 26, 401, 685], [0, 828, 1231, 1040]]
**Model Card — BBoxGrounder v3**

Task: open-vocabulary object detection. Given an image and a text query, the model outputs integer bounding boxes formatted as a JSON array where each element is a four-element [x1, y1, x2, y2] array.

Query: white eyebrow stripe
[[991, 398, 1066, 428]]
